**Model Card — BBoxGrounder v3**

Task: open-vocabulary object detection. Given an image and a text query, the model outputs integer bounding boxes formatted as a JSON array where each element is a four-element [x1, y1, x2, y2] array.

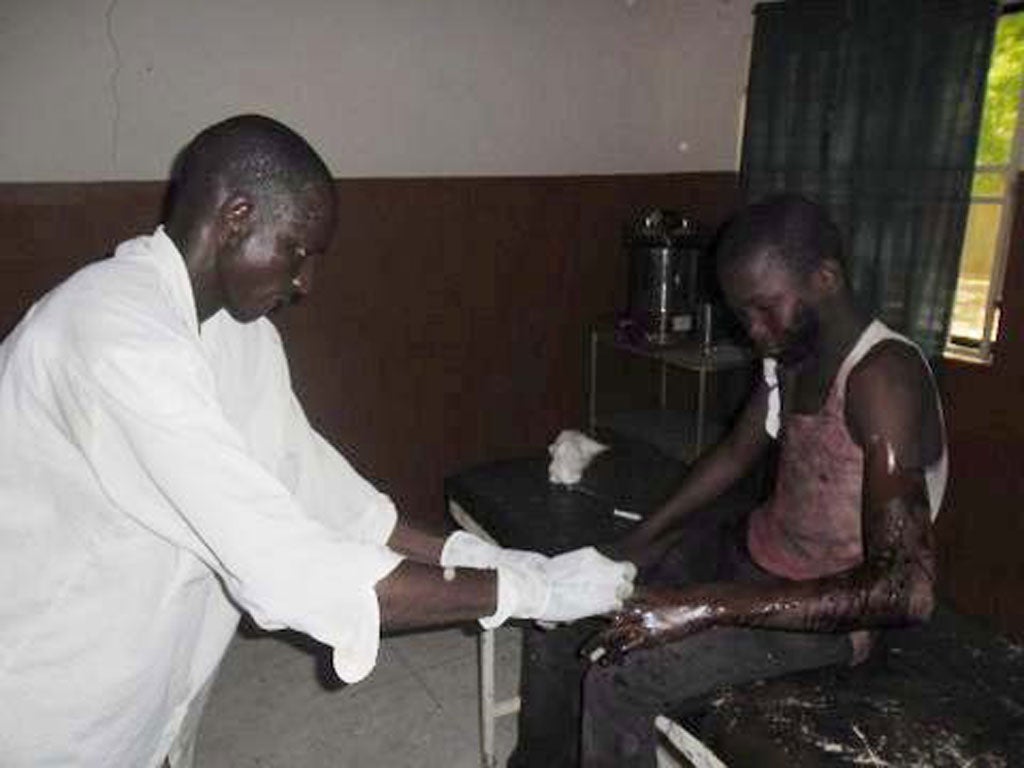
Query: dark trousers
[[509, 511, 852, 768]]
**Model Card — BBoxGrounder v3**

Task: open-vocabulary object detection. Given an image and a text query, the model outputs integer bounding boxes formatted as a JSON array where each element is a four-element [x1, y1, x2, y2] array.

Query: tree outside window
[[948, 8, 1024, 357]]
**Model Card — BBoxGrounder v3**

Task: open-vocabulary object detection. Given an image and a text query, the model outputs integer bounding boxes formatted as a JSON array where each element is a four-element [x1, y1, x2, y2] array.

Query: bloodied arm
[[588, 343, 943, 660]]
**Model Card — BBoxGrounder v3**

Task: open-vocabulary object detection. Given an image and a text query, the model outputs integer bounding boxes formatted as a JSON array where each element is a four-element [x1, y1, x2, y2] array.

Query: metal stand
[[587, 326, 749, 460]]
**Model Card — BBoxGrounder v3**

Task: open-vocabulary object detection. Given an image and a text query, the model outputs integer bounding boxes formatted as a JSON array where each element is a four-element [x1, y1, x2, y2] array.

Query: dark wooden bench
[[667, 606, 1024, 766]]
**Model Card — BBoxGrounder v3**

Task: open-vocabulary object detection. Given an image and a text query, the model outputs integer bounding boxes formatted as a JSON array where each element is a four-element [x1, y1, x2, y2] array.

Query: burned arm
[[591, 345, 941, 657], [708, 343, 938, 631], [598, 471, 934, 652], [725, 450, 936, 633]]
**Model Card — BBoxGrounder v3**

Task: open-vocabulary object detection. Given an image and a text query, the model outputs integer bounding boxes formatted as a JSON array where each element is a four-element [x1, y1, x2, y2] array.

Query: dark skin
[[167, 183, 498, 632], [590, 251, 942, 662], [380, 525, 499, 632]]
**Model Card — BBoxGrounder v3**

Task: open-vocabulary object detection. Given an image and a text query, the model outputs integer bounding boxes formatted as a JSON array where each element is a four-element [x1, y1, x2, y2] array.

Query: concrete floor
[[194, 624, 521, 767]]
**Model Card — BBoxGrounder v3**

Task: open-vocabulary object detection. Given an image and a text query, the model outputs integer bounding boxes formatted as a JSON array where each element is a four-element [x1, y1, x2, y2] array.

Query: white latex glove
[[442, 533, 635, 627], [440, 530, 548, 572], [441, 531, 552, 629], [548, 429, 608, 485], [539, 547, 637, 623], [480, 561, 551, 629]]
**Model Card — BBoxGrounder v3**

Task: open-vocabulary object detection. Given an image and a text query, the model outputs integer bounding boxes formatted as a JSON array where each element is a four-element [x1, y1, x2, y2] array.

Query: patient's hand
[[597, 531, 674, 573], [582, 586, 724, 665]]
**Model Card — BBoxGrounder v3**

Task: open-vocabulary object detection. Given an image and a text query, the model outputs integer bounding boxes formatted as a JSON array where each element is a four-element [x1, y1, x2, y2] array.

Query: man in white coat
[[0, 115, 633, 767]]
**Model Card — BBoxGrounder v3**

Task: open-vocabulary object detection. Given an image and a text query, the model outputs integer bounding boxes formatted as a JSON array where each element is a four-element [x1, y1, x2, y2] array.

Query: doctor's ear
[[217, 195, 255, 245]]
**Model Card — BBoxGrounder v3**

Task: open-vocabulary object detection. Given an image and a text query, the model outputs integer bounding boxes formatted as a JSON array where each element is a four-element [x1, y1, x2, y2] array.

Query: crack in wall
[[104, 0, 122, 173]]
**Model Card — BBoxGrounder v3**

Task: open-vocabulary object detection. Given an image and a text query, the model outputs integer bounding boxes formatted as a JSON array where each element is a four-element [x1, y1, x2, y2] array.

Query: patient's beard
[[776, 303, 820, 367]]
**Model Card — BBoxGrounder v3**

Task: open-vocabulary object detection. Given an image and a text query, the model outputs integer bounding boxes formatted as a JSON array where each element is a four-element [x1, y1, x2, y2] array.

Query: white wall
[[0, 0, 756, 182]]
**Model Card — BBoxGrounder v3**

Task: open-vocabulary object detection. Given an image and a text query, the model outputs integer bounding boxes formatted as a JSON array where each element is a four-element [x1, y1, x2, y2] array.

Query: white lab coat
[[0, 228, 402, 767]]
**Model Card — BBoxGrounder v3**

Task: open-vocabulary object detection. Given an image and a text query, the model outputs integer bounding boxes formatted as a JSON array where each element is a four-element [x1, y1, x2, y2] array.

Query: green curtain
[[741, 0, 997, 356]]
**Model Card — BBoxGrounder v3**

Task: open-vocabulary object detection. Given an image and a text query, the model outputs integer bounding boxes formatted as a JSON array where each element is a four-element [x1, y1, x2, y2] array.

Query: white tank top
[[761, 319, 948, 520]]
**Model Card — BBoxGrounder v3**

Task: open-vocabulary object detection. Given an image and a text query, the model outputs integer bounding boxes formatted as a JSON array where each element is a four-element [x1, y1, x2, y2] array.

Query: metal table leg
[[588, 329, 598, 432], [449, 499, 522, 768], [479, 629, 497, 768], [695, 367, 708, 459]]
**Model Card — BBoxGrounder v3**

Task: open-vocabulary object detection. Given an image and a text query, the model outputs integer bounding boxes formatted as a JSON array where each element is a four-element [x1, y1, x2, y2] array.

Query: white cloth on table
[[0, 228, 402, 768], [547, 429, 608, 485]]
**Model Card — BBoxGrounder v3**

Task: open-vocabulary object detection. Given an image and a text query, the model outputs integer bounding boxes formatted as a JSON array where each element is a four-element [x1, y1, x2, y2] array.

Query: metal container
[[626, 210, 703, 346]]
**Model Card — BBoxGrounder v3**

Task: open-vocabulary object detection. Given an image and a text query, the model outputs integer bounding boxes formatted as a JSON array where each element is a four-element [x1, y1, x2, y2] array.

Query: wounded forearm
[[376, 561, 496, 632], [722, 559, 934, 634], [729, 504, 935, 633], [733, 478, 937, 633]]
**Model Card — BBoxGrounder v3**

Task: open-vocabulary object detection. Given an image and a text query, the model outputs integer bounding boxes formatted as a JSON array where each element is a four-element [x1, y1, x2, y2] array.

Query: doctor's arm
[[375, 562, 495, 631], [386, 522, 446, 563]]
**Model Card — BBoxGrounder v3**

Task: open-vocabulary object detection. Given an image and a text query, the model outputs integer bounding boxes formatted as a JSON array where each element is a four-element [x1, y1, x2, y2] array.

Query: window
[[947, 6, 1024, 361]]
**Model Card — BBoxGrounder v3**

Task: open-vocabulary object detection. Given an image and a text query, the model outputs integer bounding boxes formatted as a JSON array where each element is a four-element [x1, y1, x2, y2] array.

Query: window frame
[[945, 3, 1024, 363]]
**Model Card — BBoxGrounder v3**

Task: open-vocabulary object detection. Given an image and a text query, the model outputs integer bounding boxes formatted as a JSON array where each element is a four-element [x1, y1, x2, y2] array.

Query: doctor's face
[[218, 188, 336, 323], [719, 252, 821, 366]]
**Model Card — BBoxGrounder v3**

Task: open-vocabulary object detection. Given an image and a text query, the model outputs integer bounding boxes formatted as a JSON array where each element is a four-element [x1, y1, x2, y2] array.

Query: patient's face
[[719, 252, 821, 365]]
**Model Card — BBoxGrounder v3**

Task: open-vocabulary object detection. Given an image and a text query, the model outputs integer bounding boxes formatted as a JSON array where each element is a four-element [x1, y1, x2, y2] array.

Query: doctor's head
[[164, 114, 337, 323], [715, 194, 848, 365]]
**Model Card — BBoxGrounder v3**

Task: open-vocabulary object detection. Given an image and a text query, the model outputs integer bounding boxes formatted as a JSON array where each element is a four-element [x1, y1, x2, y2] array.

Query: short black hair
[[716, 193, 844, 280], [163, 114, 334, 228]]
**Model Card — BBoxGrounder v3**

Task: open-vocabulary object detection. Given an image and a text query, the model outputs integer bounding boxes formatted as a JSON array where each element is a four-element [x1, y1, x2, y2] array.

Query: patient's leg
[[508, 507, 734, 767], [507, 618, 599, 767], [580, 537, 853, 768], [581, 624, 852, 767]]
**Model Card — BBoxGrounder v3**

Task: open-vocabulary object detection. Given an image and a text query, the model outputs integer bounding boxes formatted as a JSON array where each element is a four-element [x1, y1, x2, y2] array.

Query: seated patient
[[509, 194, 947, 768]]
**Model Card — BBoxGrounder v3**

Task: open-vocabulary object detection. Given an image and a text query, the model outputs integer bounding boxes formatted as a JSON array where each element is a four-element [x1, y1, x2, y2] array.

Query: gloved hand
[[440, 529, 548, 572], [480, 561, 551, 629], [485, 546, 637, 628], [441, 532, 636, 627], [440, 530, 551, 629], [540, 547, 636, 622]]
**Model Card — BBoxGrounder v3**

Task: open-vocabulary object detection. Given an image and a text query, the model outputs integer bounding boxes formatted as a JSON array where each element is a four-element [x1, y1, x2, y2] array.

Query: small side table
[[588, 327, 751, 460]]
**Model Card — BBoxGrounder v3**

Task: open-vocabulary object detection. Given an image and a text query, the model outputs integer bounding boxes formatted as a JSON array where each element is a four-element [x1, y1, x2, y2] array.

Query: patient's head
[[715, 195, 849, 363]]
